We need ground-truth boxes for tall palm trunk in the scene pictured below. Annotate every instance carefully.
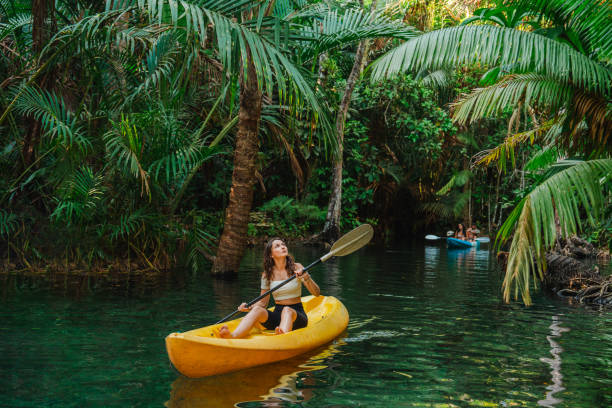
[211,56,262,276]
[23,0,54,166]
[321,0,375,243]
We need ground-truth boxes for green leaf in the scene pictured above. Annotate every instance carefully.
[498,158,612,305]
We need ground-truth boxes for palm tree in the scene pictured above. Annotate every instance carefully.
[370,0,612,304]
[96,0,416,275]
[1,2,224,266]
[213,1,417,274]
[321,0,378,243]
[1,0,415,274]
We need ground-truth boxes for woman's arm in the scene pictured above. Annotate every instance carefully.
[238,287,269,312]
[296,263,320,297]
[254,290,270,308]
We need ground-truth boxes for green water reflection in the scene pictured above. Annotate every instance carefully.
[1,243,611,407]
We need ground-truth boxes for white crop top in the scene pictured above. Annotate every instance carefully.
[261,276,302,301]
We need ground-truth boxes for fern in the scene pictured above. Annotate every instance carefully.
[258,195,325,224]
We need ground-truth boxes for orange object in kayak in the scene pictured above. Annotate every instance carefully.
[165,296,349,378]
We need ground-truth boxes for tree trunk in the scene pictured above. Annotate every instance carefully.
[321,0,375,243]
[315,53,328,91]
[211,56,262,276]
[492,169,501,229]
[23,0,54,166]
[32,0,51,54]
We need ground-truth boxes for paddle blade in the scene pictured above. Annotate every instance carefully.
[321,224,373,261]
[425,235,440,240]
[476,237,490,243]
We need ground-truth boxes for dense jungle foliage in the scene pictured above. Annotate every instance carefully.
[1,1,610,303]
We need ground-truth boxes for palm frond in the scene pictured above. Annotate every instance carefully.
[452,74,573,125]
[451,191,471,217]
[127,31,180,103]
[13,85,90,150]
[523,145,561,172]
[0,209,18,237]
[498,158,612,304]
[149,134,220,184]
[44,9,127,56]
[185,220,217,273]
[297,8,417,61]
[279,0,335,20]
[371,25,611,96]
[475,119,556,170]
[51,166,104,225]
[113,0,336,150]
[112,25,166,53]
[418,68,453,91]
[420,201,455,220]
[569,90,612,146]
[0,13,31,42]
[109,209,150,241]
[103,115,150,196]
[437,169,472,195]
[507,0,612,61]
[500,195,540,305]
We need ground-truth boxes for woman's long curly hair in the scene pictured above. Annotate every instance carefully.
[263,237,296,283]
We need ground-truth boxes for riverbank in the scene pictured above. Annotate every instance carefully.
[0,230,328,280]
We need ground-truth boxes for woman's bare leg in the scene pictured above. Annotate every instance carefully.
[218,306,268,338]
[275,307,297,334]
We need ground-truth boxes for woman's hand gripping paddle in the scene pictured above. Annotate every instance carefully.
[215,224,374,324]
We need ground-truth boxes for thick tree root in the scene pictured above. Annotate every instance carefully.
[544,240,611,305]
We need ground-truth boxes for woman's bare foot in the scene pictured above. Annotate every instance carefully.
[275,326,286,335]
[217,325,232,338]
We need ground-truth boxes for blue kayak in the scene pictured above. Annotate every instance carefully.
[447,237,479,249]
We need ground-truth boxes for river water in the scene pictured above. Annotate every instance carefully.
[1,243,611,407]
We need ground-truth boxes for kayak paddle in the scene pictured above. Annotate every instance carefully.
[425,234,490,243]
[216,223,374,324]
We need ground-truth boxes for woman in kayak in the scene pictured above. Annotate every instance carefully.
[454,223,466,240]
[217,238,320,338]
[466,224,478,242]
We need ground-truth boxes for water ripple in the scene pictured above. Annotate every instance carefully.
[1,244,611,407]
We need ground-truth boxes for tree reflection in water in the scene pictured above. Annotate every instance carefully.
[538,315,569,408]
[166,339,345,407]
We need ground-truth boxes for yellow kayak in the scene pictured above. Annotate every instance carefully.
[166,340,345,407]
[165,295,349,378]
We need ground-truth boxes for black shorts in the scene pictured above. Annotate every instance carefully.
[262,303,308,331]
